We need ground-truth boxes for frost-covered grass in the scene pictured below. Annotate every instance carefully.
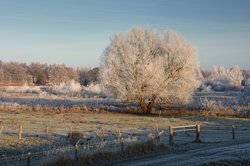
[188,91,250,118]
[0,82,106,99]
[3,85,42,94]
[0,87,250,165]
[1,84,250,165]
[1,109,250,166]
[0,110,205,150]
[0,87,250,118]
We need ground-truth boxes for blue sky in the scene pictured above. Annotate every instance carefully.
[0,0,250,69]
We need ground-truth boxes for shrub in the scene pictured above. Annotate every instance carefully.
[52,80,82,95]
[83,84,105,97]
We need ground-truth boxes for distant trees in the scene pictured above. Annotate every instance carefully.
[0,61,100,86]
[28,63,49,85]
[242,69,250,79]
[202,66,244,91]
[201,70,212,79]
[0,69,3,82]
[244,78,250,92]
[78,67,100,86]
[0,61,3,82]
[0,61,49,85]
[48,64,78,86]
[0,62,32,85]
[78,68,89,86]
[101,28,200,113]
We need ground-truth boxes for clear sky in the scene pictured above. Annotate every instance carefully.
[0,0,249,69]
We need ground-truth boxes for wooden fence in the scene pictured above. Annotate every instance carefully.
[0,123,247,166]
[169,125,201,145]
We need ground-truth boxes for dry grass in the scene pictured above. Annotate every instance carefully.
[0,103,249,151]
[0,108,207,150]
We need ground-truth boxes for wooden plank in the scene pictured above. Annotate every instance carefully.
[172,125,196,129]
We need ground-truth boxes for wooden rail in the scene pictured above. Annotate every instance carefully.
[169,124,201,145]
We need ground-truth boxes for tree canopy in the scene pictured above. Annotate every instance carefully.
[101,27,201,113]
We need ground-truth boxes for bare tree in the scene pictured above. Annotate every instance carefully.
[0,61,3,82]
[65,66,78,82]
[77,68,90,86]
[48,64,68,86]
[1,62,32,85]
[78,67,100,86]
[87,67,100,84]
[48,64,77,86]
[0,69,3,82]
[28,63,48,85]
[101,28,200,114]
[242,69,250,79]
[0,60,3,69]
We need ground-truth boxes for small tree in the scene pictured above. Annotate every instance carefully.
[48,64,77,86]
[28,63,48,85]
[101,28,200,114]
[48,64,69,86]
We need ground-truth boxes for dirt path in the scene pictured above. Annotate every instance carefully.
[113,140,250,166]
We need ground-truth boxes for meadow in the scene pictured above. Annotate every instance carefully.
[0,87,250,165]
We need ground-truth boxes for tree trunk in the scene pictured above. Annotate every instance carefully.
[139,96,156,114]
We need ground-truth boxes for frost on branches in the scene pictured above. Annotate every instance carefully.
[100,28,200,114]
[205,66,243,91]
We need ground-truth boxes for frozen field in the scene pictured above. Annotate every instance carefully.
[0,110,250,165]
[0,91,250,165]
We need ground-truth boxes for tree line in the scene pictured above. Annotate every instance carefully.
[0,60,99,86]
[0,60,249,89]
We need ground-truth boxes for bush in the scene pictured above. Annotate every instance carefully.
[83,84,105,97]
[52,80,82,95]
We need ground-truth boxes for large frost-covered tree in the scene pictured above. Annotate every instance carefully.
[101,28,200,114]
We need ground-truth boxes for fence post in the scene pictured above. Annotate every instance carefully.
[121,139,124,152]
[232,124,235,140]
[27,152,31,166]
[46,125,49,138]
[18,124,22,142]
[169,126,174,145]
[69,126,73,139]
[75,144,78,160]
[195,124,201,143]
[0,125,3,135]
[117,129,124,152]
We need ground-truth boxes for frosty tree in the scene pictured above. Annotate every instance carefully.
[101,28,200,114]
[208,65,243,91]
